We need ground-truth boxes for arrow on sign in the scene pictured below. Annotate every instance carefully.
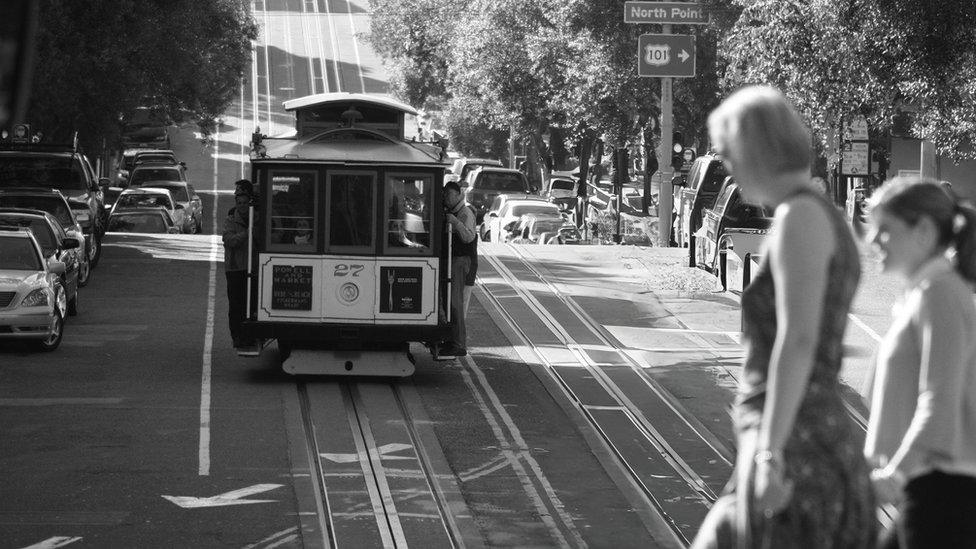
[678,49,690,63]
[20,537,82,549]
[162,483,283,508]
[321,442,413,463]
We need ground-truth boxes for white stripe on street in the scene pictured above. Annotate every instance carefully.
[345,7,367,92]
[242,526,299,549]
[20,537,82,549]
[848,313,883,343]
[199,125,221,476]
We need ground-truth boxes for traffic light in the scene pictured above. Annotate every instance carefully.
[671,131,684,171]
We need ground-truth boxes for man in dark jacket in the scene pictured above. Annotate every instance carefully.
[223,182,253,348]
[441,181,477,358]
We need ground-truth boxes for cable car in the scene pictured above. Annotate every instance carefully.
[239,93,453,376]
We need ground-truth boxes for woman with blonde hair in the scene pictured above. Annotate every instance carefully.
[691,86,875,548]
[864,176,976,548]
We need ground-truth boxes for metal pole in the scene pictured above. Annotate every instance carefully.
[658,22,674,247]
[509,123,516,169]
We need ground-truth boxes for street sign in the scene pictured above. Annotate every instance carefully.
[624,2,708,24]
[842,142,869,175]
[638,34,696,78]
[844,115,869,141]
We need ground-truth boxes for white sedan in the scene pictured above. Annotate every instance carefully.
[111,188,187,233]
[0,227,68,351]
[484,200,563,243]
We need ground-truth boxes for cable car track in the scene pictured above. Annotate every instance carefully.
[296,380,462,548]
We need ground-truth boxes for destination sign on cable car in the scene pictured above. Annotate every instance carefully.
[272,265,313,310]
[379,266,423,314]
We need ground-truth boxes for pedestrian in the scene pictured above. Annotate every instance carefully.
[691,86,875,548]
[223,180,255,349]
[863,176,976,549]
[441,181,477,358]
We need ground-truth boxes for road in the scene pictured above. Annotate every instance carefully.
[0,2,905,548]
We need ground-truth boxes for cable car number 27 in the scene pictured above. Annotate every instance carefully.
[334,264,364,277]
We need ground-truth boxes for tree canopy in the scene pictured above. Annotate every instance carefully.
[26,0,256,153]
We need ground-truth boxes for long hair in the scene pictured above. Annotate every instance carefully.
[869,176,976,283]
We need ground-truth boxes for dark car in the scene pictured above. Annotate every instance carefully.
[694,177,774,276]
[465,167,532,223]
[0,145,107,267]
[107,208,180,234]
[0,208,82,316]
[127,164,186,188]
[446,157,503,186]
[672,154,728,249]
[120,107,171,149]
[0,188,93,287]
[117,148,184,184]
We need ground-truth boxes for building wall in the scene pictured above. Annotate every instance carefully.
[889,137,976,200]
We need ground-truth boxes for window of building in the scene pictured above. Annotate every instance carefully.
[384,174,432,254]
[268,170,317,251]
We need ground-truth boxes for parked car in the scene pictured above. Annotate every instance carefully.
[694,177,774,275]
[672,154,728,248]
[478,194,546,240]
[0,209,82,316]
[446,157,503,185]
[0,188,92,287]
[120,107,171,149]
[126,164,186,188]
[485,199,562,243]
[0,144,107,267]
[139,181,202,233]
[0,227,69,350]
[117,148,183,183]
[511,213,575,244]
[466,167,532,223]
[111,188,186,232]
[107,208,180,234]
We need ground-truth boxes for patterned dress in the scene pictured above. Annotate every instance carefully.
[693,188,876,548]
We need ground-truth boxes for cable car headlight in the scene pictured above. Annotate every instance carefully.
[337,282,359,305]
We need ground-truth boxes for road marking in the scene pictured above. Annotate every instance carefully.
[242,526,299,549]
[162,483,283,508]
[457,455,510,483]
[199,123,221,477]
[320,442,413,463]
[19,537,82,549]
[344,6,367,92]
[459,361,580,548]
[848,313,883,343]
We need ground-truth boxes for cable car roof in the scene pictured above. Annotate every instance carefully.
[254,129,446,166]
[283,93,419,115]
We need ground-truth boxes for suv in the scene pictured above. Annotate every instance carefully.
[672,154,727,248]
[465,167,532,223]
[447,157,503,186]
[120,107,171,149]
[0,144,108,266]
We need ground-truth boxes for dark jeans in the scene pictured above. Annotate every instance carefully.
[880,471,976,549]
[226,270,247,343]
[450,256,471,348]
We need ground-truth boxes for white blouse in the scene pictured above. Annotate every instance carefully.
[864,256,976,480]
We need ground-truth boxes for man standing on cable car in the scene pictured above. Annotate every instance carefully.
[441,181,477,358]
[223,179,255,349]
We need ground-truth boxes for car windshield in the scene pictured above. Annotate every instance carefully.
[145,184,188,201]
[0,156,87,192]
[109,213,167,233]
[0,196,74,228]
[130,168,181,185]
[116,193,171,209]
[509,203,559,217]
[0,236,42,271]
[0,217,54,255]
[550,179,574,191]
[478,173,526,192]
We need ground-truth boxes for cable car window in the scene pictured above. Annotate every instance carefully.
[384,174,432,254]
[326,171,375,252]
[268,170,317,251]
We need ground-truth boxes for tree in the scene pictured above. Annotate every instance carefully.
[26,0,256,154]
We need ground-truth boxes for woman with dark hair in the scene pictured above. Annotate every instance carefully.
[864,176,976,548]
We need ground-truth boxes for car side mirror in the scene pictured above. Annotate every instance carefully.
[98,177,111,189]
[192,195,201,202]
[504,220,518,231]
[487,212,498,218]
[167,227,180,234]
[62,237,81,249]
[48,260,66,275]
[671,175,686,188]
[175,203,185,209]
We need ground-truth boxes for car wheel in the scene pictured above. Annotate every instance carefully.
[38,298,65,352]
[88,234,102,269]
[77,251,92,288]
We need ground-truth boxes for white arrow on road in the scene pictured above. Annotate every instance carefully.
[162,483,283,508]
[321,442,413,463]
[678,49,690,63]
[20,537,82,549]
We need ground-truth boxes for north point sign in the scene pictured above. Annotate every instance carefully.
[624,2,708,24]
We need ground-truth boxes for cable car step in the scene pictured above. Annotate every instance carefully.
[281,347,415,376]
